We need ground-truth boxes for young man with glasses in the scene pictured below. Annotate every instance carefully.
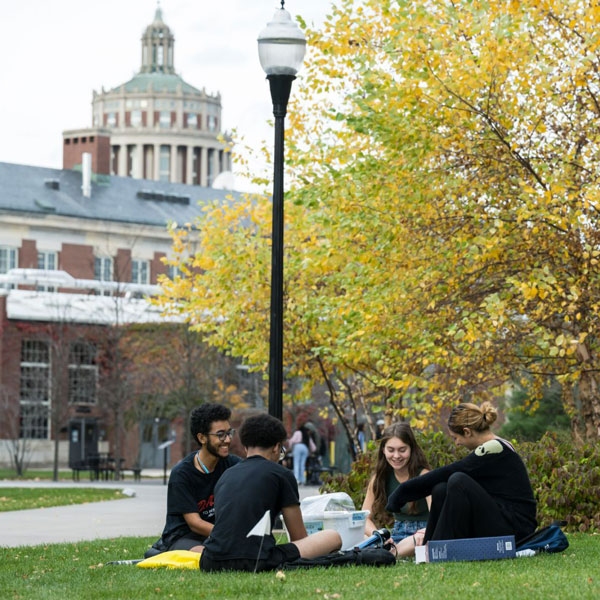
[200,413,341,572]
[146,403,241,557]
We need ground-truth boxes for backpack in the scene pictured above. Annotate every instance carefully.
[282,548,396,570]
[516,521,569,554]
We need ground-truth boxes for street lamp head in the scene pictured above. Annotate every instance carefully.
[257,5,306,76]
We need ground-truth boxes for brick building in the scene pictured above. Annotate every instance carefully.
[0,158,249,471]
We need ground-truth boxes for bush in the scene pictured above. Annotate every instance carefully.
[322,430,600,532]
[515,432,600,532]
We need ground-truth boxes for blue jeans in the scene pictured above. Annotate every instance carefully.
[293,443,309,484]
[391,520,428,544]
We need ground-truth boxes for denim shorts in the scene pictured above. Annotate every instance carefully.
[391,520,428,544]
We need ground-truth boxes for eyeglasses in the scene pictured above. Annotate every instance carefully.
[207,428,236,442]
[279,445,288,461]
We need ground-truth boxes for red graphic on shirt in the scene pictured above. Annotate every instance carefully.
[197,494,214,514]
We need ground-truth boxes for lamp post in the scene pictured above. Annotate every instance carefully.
[258,2,306,421]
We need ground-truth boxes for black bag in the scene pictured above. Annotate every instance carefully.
[282,548,396,570]
[516,521,569,554]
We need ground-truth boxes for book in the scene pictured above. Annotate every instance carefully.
[415,535,516,563]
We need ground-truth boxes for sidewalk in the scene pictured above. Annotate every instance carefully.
[0,480,321,548]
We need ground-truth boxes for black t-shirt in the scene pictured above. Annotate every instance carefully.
[160,452,241,547]
[386,438,537,539]
[202,455,300,560]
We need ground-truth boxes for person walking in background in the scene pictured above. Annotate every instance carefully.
[386,402,537,543]
[362,423,430,544]
[375,419,385,440]
[289,424,315,485]
[357,423,366,452]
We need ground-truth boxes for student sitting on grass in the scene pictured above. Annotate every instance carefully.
[362,423,431,545]
[200,413,342,572]
[147,403,241,557]
[386,401,537,543]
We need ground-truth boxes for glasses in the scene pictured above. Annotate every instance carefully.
[207,428,236,442]
[279,445,288,461]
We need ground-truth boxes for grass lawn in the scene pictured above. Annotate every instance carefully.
[0,488,126,512]
[0,534,598,599]
[0,469,145,482]
[0,469,73,481]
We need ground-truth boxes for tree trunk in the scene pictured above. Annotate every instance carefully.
[577,371,600,441]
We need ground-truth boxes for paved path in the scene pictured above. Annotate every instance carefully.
[0,480,321,548]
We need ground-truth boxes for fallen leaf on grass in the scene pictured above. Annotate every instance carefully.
[472,582,480,587]
[324,594,341,599]
[275,570,286,581]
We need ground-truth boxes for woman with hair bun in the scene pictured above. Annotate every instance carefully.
[386,402,537,543]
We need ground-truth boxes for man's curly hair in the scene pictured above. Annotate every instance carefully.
[190,403,232,445]
[240,413,286,449]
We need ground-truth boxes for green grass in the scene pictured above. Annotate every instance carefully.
[0,469,73,481]
[0,488,126,512]
[0,534,598,599]
[0,469,147,482]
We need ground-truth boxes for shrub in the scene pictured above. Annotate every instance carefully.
[322,430,600,532]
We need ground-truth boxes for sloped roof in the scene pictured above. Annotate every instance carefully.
[0,161,236,228]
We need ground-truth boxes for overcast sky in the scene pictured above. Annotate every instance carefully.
[0,0,332,180]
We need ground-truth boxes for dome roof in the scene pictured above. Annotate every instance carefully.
[114,72,202,95]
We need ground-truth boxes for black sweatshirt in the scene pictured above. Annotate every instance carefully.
[386,438,537,537]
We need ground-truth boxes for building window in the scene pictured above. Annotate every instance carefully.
[107,112,117,127]
[131,259,149,285]
[69,343,97,404]
[19,340,50,439]
[0,246,18,273]
[186,113,197,129]
[207,115,217,132]
[94,256,113,282]
[167,264,183,280]
[159,111,170,129]
[94,255,113,295]
[131,110,142,127]
[159,145,170,181]
[37,251,57,292]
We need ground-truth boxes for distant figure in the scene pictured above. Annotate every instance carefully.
[146,403,240,557]
[375,419,385,440]
[289,424,316,485]
[357,423,366,452]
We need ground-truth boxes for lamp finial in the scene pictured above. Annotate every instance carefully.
[281,1,285,8]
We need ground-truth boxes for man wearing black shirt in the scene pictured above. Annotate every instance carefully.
[200,413,341,572]
[148,403,241,556]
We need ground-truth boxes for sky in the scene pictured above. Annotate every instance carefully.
[0,0,333,183]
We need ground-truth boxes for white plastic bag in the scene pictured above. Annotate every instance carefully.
[300,492,356,516]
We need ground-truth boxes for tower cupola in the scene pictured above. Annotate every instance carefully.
[140,4,175,74]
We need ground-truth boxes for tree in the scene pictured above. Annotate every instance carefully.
[159,0,600,442]
[126,322,255,458]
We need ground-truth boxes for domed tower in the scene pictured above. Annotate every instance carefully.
[63,5,230,186]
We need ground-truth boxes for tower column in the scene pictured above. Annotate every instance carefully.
[118,144,127,177]
[154,143,161,181]
[186,145,194,185]
[135,144,144,179]
[170,144,178,182]
[200,146,208,187]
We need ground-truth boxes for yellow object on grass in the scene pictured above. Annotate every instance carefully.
[137,550,201,570]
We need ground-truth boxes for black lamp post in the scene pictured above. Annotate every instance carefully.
[258,2,306,421]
